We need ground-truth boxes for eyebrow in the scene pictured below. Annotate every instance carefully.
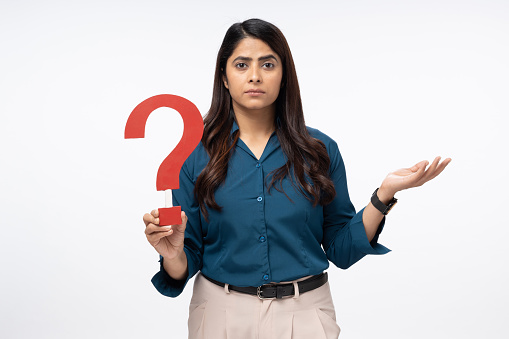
[232,54,278,63]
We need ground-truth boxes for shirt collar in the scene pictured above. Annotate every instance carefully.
[230,120,240,136]
[229,117,281,161]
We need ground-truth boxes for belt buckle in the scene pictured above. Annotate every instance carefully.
[257,284,276,300]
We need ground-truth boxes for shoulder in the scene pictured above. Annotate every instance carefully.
[307,126,333,142]
[306,126,344,168]
[306,126,340,153]
[182,141,209,182]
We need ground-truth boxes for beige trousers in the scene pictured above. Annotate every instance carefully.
[188,273,340,339]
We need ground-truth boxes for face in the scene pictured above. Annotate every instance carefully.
[223,37,283,115]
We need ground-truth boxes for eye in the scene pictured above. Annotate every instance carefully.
[235,62,247,69]
[262,63,275,68]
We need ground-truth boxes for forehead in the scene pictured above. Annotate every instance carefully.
[229,37,279,60]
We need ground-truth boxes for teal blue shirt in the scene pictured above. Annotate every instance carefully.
[152,123,390,297]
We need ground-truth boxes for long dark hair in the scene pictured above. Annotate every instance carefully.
[195,18,336,218]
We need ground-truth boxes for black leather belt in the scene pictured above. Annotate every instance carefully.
[202,272,328,299]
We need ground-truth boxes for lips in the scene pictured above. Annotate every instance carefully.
[245,89,265,94]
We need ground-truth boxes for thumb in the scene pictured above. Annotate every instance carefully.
[411,160,428,172]
[174,211,188,232]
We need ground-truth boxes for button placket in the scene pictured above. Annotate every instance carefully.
[256,160,270,284]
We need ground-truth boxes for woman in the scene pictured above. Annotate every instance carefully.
[143,18,450,338]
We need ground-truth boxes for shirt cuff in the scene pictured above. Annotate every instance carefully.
[150,247,199,298]
[350,207,391,255]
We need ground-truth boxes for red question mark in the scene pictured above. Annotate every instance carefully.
[124,94,203,225]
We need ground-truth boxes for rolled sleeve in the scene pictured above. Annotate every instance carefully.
[151,243,202,297]
[349,207,391,255]
[151,255,187,297]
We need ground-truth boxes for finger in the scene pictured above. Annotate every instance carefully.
[390,161,427,190]
[145,223,171,235]
[427,157,452,181]
[151,209,160,218]
[419,156,441,183]
[143,213,160,227]
[143,213,154,227]
[410,160,428,172]
[408,160,428,182]
[145,223,172,235]
[174,211,188,233]
[147,229,173,243]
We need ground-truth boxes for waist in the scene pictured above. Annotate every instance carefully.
[201,272,328,299]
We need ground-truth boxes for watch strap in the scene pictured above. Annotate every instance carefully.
[371,188,397,215]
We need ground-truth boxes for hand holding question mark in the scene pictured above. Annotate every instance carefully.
[125,94,204,225]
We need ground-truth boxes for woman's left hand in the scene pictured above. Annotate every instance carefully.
[378,156,452,201]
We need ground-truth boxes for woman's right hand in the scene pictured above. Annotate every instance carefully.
[143,210,188,260]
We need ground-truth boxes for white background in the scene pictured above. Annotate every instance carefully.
[1,0,507,338]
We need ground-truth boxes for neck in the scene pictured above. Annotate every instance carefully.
[232,103,276,139]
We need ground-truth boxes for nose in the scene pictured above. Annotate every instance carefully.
[249,67,261,83]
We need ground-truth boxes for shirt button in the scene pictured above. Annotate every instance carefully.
[263,274,269,281]
[256,163,261,168]
[257,196,263,202]
[259,236,266,242]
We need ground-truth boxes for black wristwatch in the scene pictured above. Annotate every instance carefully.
[371,188,398,215]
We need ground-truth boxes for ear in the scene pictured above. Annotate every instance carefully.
[222,74,229,89]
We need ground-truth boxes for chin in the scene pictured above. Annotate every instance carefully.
[247,106,272,111]
[243,101,276,110]
[232,98,277,112]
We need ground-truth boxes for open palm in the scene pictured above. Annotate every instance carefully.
[381,156,452,197]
